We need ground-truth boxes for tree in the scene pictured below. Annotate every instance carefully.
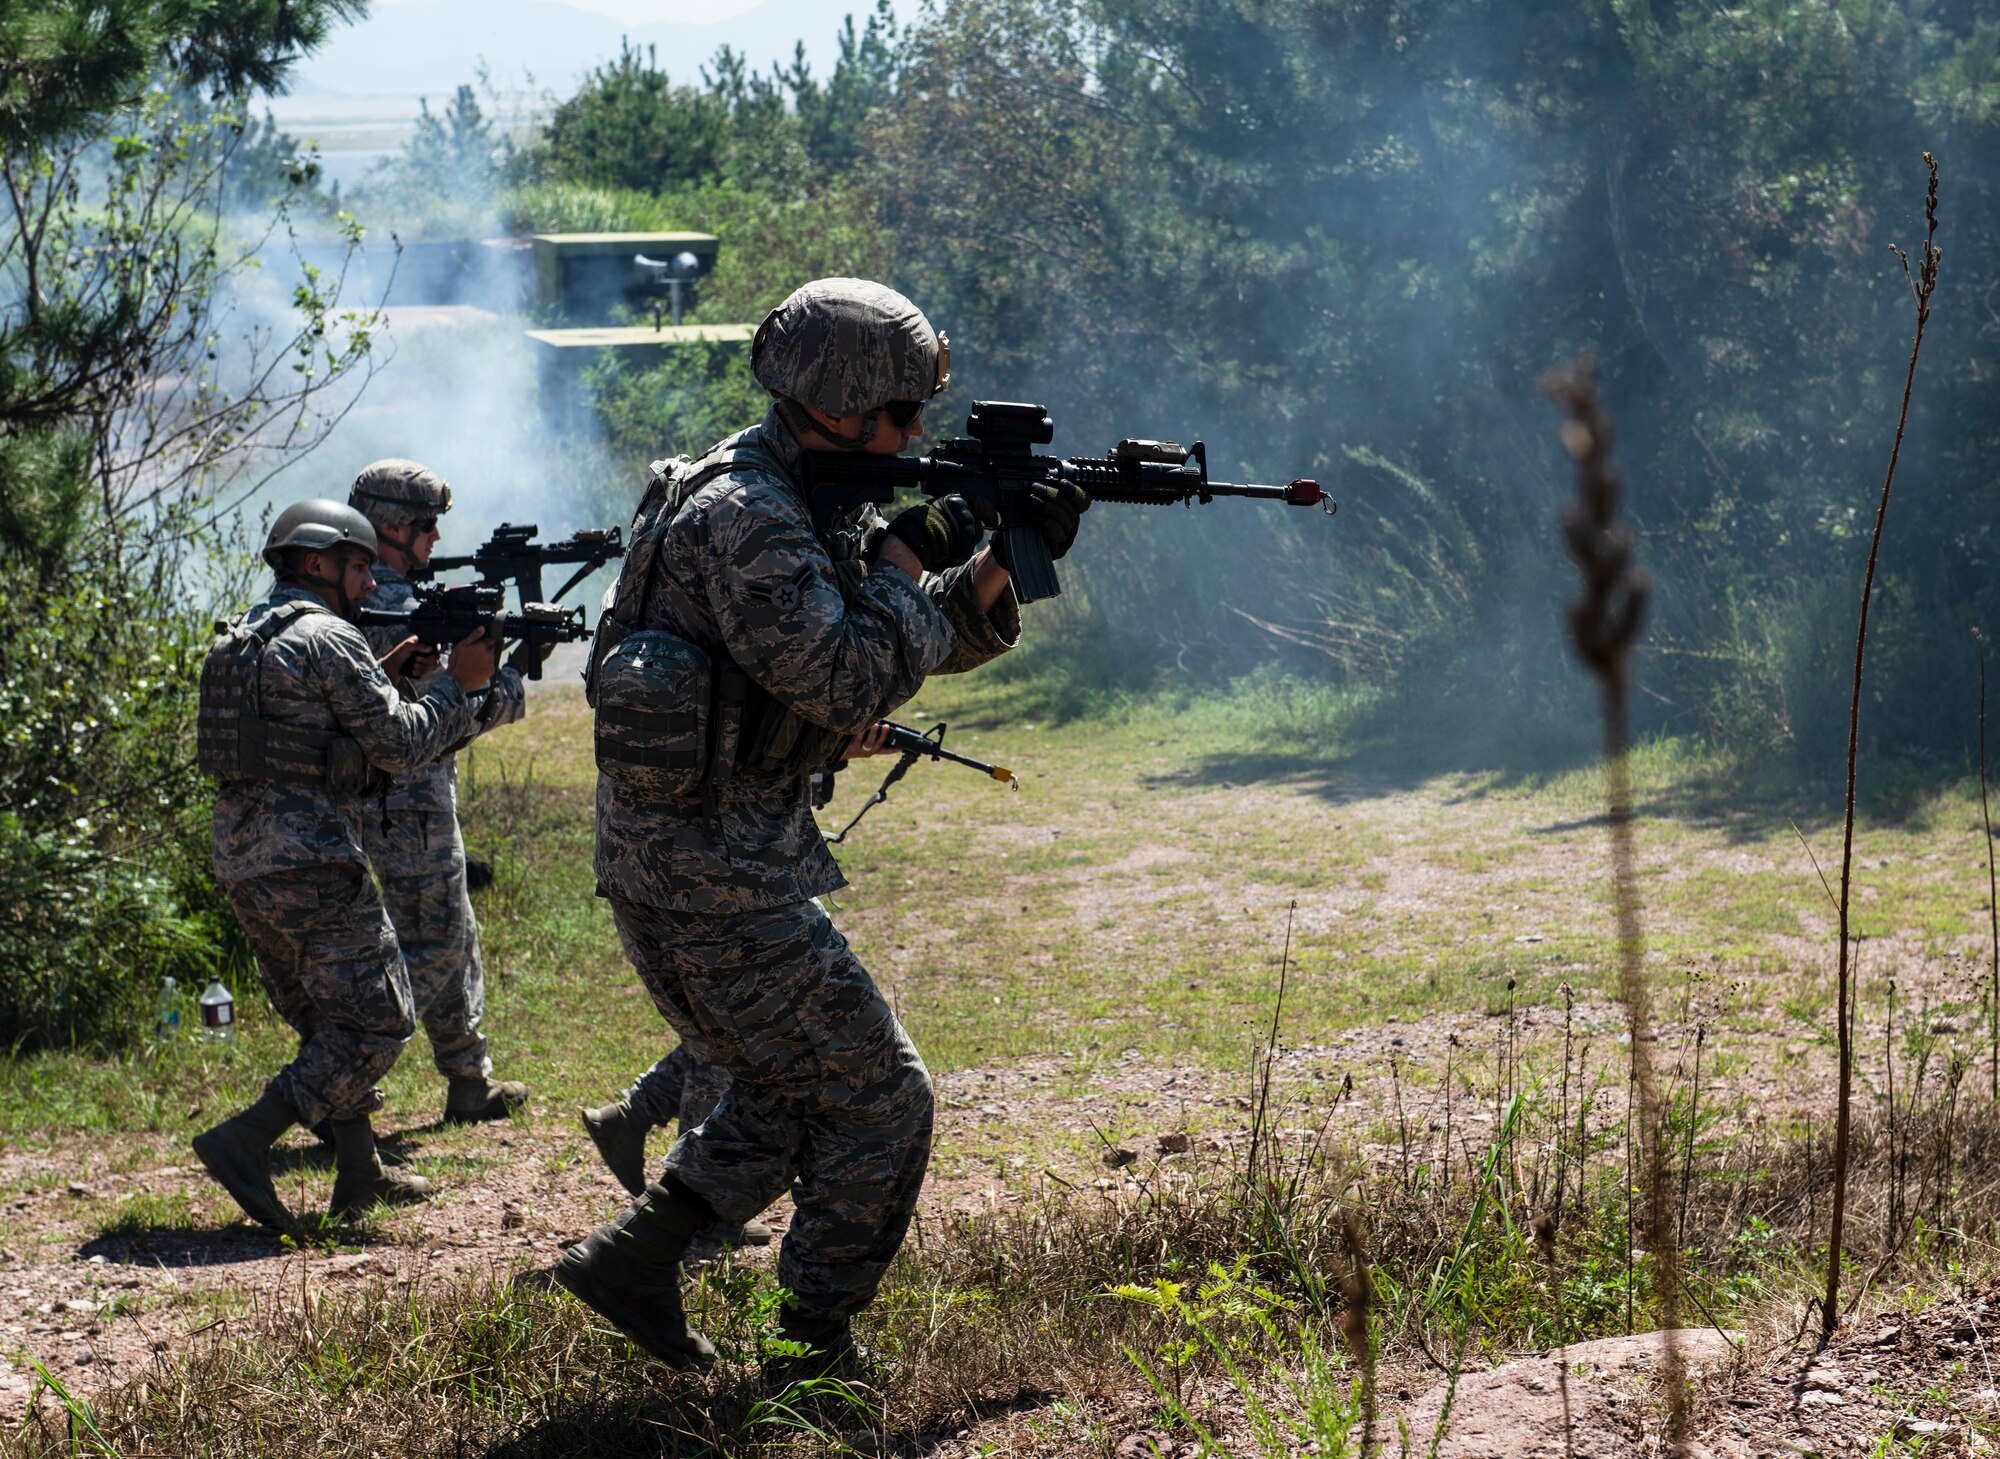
[536,41,729,192]
[867,0,2000,758]
[356,77,510,234]
[0,0,376,1047]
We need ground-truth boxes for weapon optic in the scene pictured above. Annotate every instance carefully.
[802,400,1335,603]
[357,582,588,679]
[414,522,626,609]
[815,721,1016,845]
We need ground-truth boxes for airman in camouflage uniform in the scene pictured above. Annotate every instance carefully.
[347,460,531,1125]
[557,279,1089,1380]
[194,500,498,1231]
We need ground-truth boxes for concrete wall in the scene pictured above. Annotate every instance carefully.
[529,233,720,324]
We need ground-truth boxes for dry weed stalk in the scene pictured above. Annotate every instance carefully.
[1975,626,1997,1102]
[1824,152,1942,1344]
[1339,1213,1378,1455]
[1544,359,1685,1447]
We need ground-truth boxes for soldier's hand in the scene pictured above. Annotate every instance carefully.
[448,627,498,692]
[407,644,443,679]
[885,494,999,572]
[991,481,1091,572]
[843,721,896,759]
[377,635,423,676]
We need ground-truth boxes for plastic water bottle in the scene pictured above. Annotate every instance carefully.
[198,979,235,1041]
[153,976,181,1045]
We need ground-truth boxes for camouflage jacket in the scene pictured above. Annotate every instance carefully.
[358,562,527,815]
[595,407,1021,913]
[211,583,476,883]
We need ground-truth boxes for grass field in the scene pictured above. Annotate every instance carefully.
[5,674,2000,1455]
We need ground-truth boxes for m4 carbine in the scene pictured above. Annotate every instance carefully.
[357,583,588,680]
[413,522,626,609]
[801,400,1335,603]
[812,721,1016,845]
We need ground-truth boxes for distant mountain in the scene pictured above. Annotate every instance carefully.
[283,0,863,102]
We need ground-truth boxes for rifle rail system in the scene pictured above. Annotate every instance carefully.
[410,523,624,677]
[803,400,1334,602]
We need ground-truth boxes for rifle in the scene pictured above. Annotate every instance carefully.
[357,582,588,679]
[801,400,1335,603]
[814,721,1016,845]
[413,522,626,610]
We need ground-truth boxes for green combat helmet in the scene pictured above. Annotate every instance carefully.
[751,278,950,447]
[348,458,453,530]
[261,498,379,571]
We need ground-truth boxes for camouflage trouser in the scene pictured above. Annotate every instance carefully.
[224,863,417,1127]
[361,804,490,1079]
[627,1039,731,1130]
[610,897,933,1321]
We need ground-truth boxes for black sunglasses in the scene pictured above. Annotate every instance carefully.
[412,517,439,534]
[882,400,926,429]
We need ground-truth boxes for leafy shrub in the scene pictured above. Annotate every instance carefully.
[0,574,232,1049]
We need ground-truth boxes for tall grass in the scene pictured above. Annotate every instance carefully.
[1825,154,1943,1343]
[19,965,2000,1458]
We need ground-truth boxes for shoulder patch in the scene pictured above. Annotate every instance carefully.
[745,564,817,611]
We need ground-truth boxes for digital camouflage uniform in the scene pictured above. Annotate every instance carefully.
[357,560,526,1080]
[595,404,1019,1321]
[211,584,476,1127]
[625,1039,729,1132]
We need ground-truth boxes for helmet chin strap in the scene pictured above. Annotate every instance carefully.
[287,547,364,621]
[781,397,881,451]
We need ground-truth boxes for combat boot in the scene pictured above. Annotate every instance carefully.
[761,1305,871,1389]
[683,1215,777,1268]
[444,1075,528,1124]
[191,1086,299,1232]
[328,1114,434,1219]
[581,1098,655,1197]
[554,1180,717,1369]
[309,1078,383,1146]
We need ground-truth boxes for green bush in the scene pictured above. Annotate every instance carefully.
[0,574,232,1049]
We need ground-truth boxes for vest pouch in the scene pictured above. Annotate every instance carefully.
[325,735,385,797]
[195,632,255,779]
[738,693,852,779]
[583,585,624,709]
[710,664,749,785]
[594,628,712,795]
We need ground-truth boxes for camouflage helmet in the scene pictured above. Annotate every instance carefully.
[348,458,453,529]
[751,278,950,419]
[262,498,379,570]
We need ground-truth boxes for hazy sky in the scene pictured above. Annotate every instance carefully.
[378,0,768,21]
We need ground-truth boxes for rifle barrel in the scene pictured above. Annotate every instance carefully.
[879,723,1014,782]
[1057,458,1328,508]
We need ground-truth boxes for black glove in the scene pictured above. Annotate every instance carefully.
[990,480,1091,572]
[884,494,999,572]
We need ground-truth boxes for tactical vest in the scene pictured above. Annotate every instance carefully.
[588,438,864,796]
[196,600,387,795]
